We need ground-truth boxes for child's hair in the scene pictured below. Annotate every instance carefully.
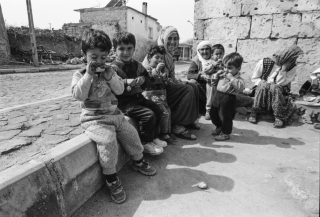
[147,45,166,60]
[223,52,243,68]
[112,31,136,49]
[212,44,225,53]
[81,29,112,55]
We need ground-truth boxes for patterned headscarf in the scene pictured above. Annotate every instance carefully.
[271,45,303,70]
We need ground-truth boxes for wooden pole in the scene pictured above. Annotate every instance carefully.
[26,0,39,66]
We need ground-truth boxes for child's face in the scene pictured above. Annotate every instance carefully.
[86,48,109,64]
[149,53,164,68]
[116,43,135,62]
[224,63,240,76]
[166,33,179,53]
[198,46,211,60]
[212,49,224,61]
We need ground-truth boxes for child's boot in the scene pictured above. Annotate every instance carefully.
[106,178,126,204]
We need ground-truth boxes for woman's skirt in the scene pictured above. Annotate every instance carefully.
[165,82,199,126]
[252,81,295,124]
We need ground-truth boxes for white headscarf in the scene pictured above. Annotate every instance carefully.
[197,41,213,69]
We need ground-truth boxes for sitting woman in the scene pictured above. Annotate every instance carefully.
[142,26,200,140]
[187,42,224,120]
[248,45,303,128]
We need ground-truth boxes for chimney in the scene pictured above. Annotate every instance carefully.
[142,2,147,15]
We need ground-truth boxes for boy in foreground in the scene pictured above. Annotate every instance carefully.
[71,29,156,204]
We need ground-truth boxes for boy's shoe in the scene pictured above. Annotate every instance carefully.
[211,127,222,136]
[175,130,197,140]
[205,111,211,120]
[106,178,126,204]
[169,133,179,142]
[131,160,157,176]
[159,134,176,145]
[143,142,164,155]
[153,138,167,148]
[215,133,230,141]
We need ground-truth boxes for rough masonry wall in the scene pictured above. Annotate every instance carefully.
[194,0,320,92]
[0,4,10,65]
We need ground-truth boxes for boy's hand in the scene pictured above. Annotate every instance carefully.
[226,72,234,80]
[127,79,136,87]
[86,61,95,76]
[156,63,165,73]
[104,65,114,80]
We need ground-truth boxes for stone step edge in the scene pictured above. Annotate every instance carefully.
[0,133,129,217]
[0,65,82,74]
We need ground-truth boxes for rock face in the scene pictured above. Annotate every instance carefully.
[194,0,320,92]
[0,4,10,65]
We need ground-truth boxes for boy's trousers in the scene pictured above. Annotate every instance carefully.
[80,110,144,175]
[210,91,236,134]
[118,94,163,143]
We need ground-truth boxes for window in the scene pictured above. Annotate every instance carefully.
[148,27,153,39]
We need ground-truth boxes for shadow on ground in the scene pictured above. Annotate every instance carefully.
[72,138,236,217]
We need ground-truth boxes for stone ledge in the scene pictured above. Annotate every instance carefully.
[0,133,130,217]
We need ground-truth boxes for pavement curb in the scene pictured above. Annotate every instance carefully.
[0,134,130,217]
[0,65,82,75]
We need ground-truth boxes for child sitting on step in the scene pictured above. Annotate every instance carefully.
[71,29,156,204]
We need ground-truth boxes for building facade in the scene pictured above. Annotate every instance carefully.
[62,2,162,61]
[194,0,320,92]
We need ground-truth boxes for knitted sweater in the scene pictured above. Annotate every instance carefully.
[71,67,124,114]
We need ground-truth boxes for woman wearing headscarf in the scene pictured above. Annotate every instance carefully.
[187,41,224,120]
[142,26,200,140]
[248,44,303,128]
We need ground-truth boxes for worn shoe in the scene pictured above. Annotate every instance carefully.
[153,138,167,148]
[175,130,197,140]
[215,133,230,141]
[274,118,284,128]
[211,127,222,136]
[169,133,179,142]
[159,134,176,145]
[205,111,211,120]
[131,160,157,176]
[143,142,163,155]
[106,178,126,204]
[248,116,257,124]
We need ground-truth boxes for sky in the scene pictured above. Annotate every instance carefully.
[0,0,195,42]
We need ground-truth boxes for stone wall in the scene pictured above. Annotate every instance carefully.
[194,0,320,91]
[0,4,10,65]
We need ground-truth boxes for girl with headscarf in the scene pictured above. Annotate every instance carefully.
[248,44,303,127]
[187,41,225,120]
[142,26,200,140]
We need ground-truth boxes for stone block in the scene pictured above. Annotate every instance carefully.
[295,0,320,11]
[0,69,14,74]
[271,13,301,38]
[42,134,129,216]
[237,38,297,63]
[250,15,273,38]
[195,0,241,19]
[204,17,251,41]
[0,161,63,217]
[242,0,297,16]
[300,12,320,37]
[297,38,320,66]
[194,19,205,40]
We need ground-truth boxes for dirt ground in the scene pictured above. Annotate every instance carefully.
[73,116,319,217]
